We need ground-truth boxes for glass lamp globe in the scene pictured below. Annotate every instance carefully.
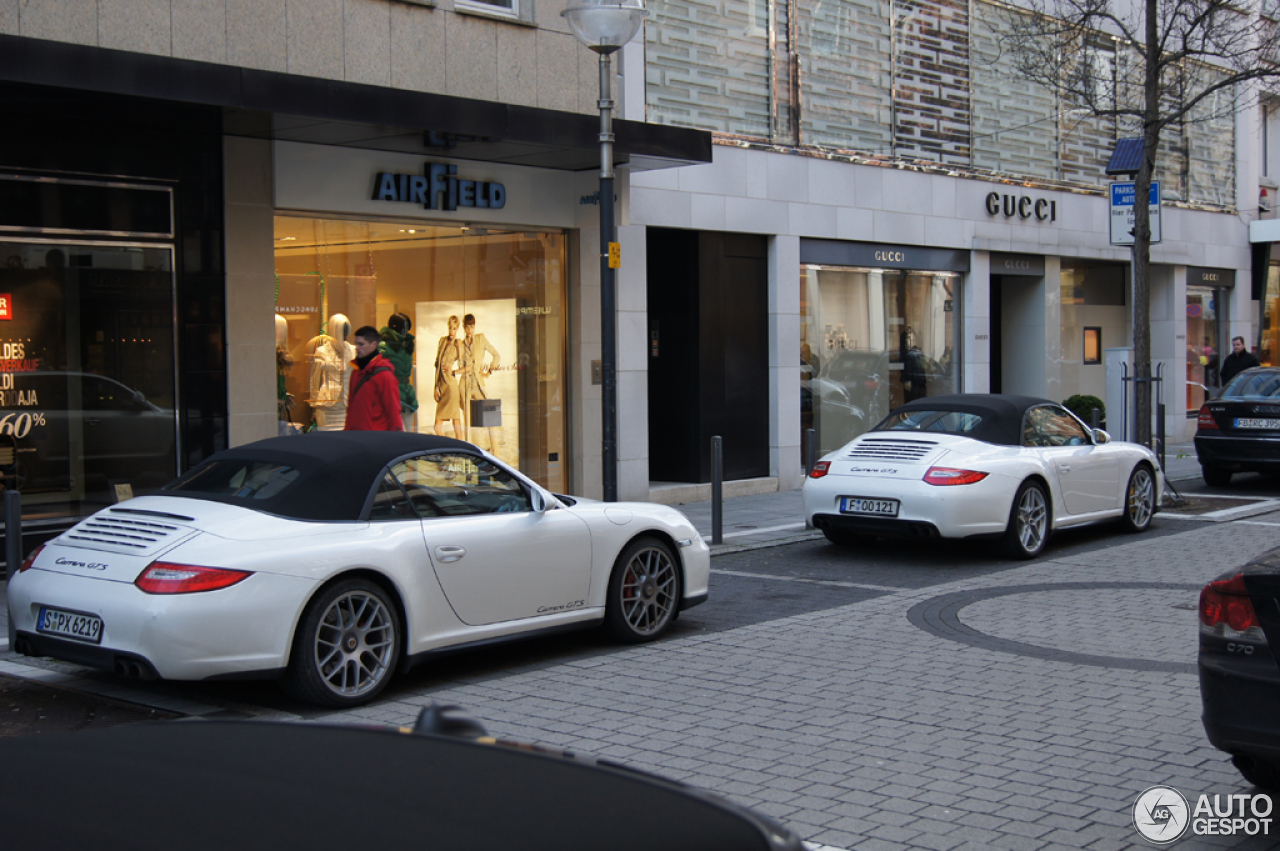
[562,0,646,55]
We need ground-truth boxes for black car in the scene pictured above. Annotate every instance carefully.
[1199,548,1280,788]
[1193,367,1280,486]
[0,705,805,851]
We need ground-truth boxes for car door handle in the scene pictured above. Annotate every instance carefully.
[1060,465,1071,472]
[434,545,466,563]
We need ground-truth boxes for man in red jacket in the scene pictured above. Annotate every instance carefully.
[344,326,404,431]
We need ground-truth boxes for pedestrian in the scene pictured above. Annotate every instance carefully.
[1220,335,1260,385]
[344,325,404,431]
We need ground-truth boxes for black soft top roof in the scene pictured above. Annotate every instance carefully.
[877,394,1060,446]
[162,432,476,521]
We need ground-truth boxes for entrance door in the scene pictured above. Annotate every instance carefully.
[646,229,769,483]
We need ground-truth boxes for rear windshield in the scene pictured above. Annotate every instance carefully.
[875,410,984,434]
[1221,371,1280,399]
[166,460,300,500]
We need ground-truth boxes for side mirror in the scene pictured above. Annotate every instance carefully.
[1092,429,1111,445]
[529,488,547,513]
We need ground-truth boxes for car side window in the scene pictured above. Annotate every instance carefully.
[1024,406,1089,447]
[368,474,418,522]
[390,453,531,518]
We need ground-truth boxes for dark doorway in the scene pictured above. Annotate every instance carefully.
[989,275,1003,393]
[646,229,769,482]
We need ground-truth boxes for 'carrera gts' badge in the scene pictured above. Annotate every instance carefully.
[537,600,585,615]
[848,467,898,475]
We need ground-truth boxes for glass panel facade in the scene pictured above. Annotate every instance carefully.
[645,0,1237,202]
[0,240,177,516]
[273,218,568,492]
[801,264,958,455]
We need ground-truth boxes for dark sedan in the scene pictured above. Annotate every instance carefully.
[1199,547,1280,788]
[1194,367,1280,486]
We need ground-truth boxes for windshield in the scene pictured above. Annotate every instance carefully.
[1221,371,1280,399]
[874,410,984,435]
[166,460,300,500]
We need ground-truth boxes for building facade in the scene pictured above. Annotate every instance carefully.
[626,0,1267,496]
[0,0,708,542]
[0,0,1271,541]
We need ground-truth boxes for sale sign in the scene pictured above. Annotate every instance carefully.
[0,294,11,320]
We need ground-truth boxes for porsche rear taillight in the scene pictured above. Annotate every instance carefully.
[18,543,44,573]
[809,461,830,479]
[135,562,252,594]
[1197,405,1219,430]
[923,467,989,486]
[1199,573,1266,643]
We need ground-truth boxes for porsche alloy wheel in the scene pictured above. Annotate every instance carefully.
[605,537,679,643]
[1121,465,1155,533]
[283,579,401,708]
[1003,480,1049,559]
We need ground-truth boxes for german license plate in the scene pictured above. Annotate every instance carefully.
[840,496,900,517]
[36,606,103,644]
[1235,418,1280,429]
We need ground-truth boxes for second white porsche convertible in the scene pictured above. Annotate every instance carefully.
[8,432,710,707]
[804,394,1162,558]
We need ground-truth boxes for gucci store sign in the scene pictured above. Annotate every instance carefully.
[990,253,1045,276]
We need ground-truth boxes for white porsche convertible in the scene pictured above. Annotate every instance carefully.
[804,394,1162,558]
[8,432,710,706]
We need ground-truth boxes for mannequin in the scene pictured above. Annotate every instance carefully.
[378,312,419,432]
[306,313,354,431]
[275,314,295,428]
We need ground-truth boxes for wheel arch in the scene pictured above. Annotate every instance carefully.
[284,568,410,671]
[1016,473,1055,527]
[615,529,686,597]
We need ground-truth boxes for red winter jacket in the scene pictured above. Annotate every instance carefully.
[344,353,405,432]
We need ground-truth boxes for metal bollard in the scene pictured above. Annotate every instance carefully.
[5,489,19,650]
[1090,408,1100,430]
[711,435,723,545]
[4,489,20,581]
[805,428,817,476]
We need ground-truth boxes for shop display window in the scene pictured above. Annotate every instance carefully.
[800,264,958,456]
[0,240,177,516]
[273,217,567,492]
[1186,286,1222,413]
[1262,263,1280,368]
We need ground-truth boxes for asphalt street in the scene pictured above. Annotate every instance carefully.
[4,465,1280,849]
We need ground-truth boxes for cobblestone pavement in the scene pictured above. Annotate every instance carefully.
[285,515,1274,851]
[5,474,1280,849]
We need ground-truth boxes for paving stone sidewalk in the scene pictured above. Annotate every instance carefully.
[308,517,1280,851]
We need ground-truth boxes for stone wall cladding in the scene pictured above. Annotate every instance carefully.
[3,0,593,113]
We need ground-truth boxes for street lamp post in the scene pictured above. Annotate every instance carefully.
[562,0,645,503]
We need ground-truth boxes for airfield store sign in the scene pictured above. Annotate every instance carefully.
[372,162,507,212]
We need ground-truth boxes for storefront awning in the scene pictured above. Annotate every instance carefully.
[0,33,711,172]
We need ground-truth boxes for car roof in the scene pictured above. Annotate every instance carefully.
[884,394,1060,446]
[162,431,476,521]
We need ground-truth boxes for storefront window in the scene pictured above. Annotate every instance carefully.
[273,217,568,492]
[800,264,958,455]
[1186,286,1222,412]
[1262,263,1280,368]
[0,240,177,516]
